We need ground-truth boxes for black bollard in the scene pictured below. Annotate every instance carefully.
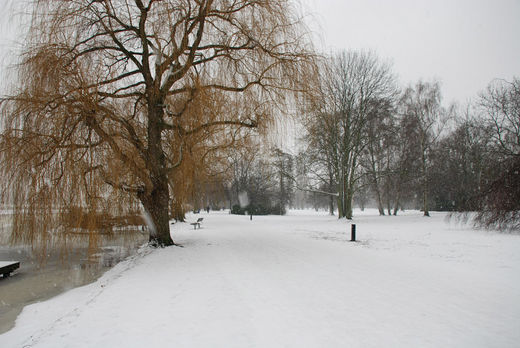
[250,213,252,221]
[350,224,356,242]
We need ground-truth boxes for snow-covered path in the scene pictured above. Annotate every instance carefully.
[2,210,519,347]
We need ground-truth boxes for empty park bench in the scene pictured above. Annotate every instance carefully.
[190,217,203,230]
[0,261,20,278]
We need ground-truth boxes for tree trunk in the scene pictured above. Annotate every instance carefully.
[385,178,392,215]
[370,170,384,215]
[422,148,430,217]
[393,196,400,216]
[345,187,353,219]
[142,103,174,246]
[329,195,335,215]
[423,175,430,217]
[393,181,401,216]
[374,184,385,215]
[337,190,345,218]
[345,158,356,220]
[393,168,404,216]
[328,166,335,215]
[369,147,384,215]
[337,170,354,219]
[279,164,285,215]
[337,182,344,218]
[140,180,173,246]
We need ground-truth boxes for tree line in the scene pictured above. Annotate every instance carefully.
[295,51,519,231]
[222,51,519,233]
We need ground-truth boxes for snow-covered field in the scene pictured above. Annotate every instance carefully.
[1,209,519,347]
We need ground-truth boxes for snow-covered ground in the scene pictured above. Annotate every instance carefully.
[1,209,519,347]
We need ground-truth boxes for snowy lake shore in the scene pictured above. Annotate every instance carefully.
[0,225,148,334]
[1,209,519,347]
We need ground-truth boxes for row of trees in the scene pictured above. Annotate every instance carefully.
[298,50,519,231]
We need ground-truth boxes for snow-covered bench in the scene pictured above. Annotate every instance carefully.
[190,217,203,229]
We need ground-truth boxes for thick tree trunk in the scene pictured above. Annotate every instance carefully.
[337,194,345,219]
[140,180,174,246]
[337,182,354,219]
[142,103,174,246]
[337,175,353,219]
[344,196,353,219]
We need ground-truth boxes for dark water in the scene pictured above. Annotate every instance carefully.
[0,225,148,334]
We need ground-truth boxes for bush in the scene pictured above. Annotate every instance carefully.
[231,204,246,215]
[230,203,286,216]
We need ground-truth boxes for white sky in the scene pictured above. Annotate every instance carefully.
[299,0,520,105]
[1,1,519,105]
[0,0,27,91]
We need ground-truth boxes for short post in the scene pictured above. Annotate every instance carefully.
[350,224,356,242]
[250,213,252,221]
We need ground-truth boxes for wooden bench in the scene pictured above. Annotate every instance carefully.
[190,217,203,229]
[0,261,20,278]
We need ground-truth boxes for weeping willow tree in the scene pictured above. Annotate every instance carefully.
[0,0,314,248]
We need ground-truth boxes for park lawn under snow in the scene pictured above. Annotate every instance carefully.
[1,209,520,347]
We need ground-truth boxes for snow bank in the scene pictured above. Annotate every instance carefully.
[1,210,519,347]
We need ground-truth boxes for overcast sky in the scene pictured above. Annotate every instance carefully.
[1,1,519,105]
[300,0,520,105]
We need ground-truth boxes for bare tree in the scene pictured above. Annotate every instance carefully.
[399,81,447,217]
[479,78,520,158]
[301,111,338,214]
[429,106,492,212]
[361,97,396,215]
[0,0,314,248]
[473,77,520,231]
[473,157,520,231]
[303,50,395,219]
